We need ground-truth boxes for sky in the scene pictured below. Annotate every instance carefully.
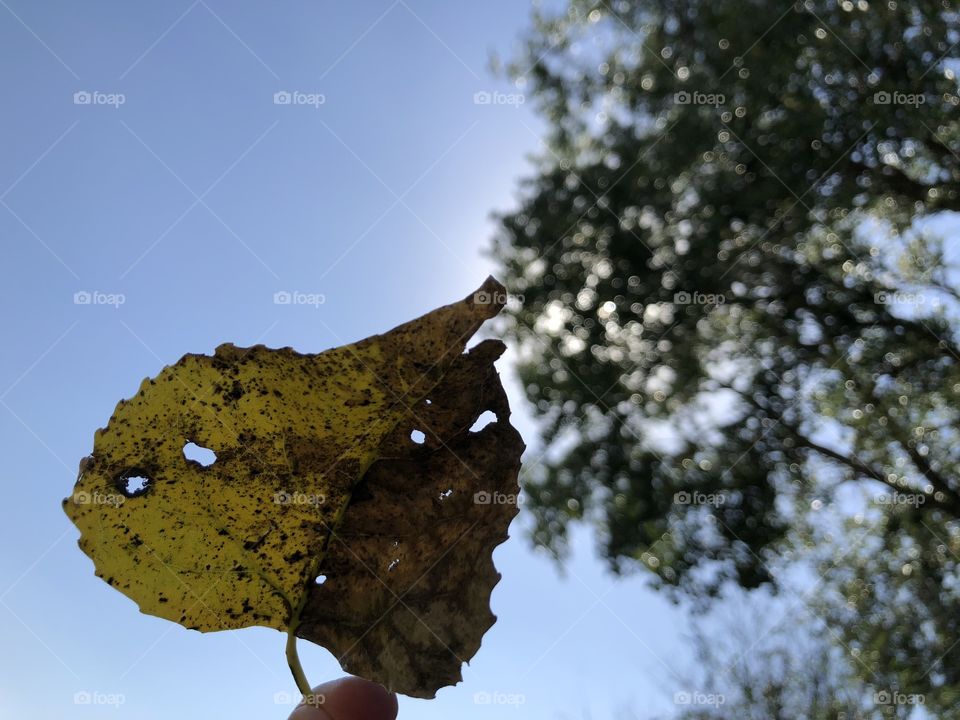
[0,3,704,719]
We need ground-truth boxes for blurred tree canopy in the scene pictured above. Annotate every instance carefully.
[656,595,885,720]
[494,0,960,706]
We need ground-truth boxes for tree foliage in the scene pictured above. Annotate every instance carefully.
[497,0,960,589]
[659,596,885,720]
[495,0,960,705]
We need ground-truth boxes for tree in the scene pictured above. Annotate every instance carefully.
[802,499,960,713]
[656,593,888,720]
[494,0,960,707]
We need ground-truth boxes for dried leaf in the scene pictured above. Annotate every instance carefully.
[63,277,524,698]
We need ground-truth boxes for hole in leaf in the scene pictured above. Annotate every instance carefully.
[425,398,433,405]
[469,410,497,432]
[315,574,327,585]
[387,558,400,572]
[410,429,425,444]
[183,442,217,466]
[439,488,453,501]
[122,475,151,497]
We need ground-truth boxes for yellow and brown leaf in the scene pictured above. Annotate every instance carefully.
[63,276,524,698]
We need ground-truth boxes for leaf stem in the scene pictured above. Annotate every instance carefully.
[285,467,360,700]
[286,628,313,699]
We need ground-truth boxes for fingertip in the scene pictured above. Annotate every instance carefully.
[287,677,398,720]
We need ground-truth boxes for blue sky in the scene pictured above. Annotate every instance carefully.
[0,3,699,718]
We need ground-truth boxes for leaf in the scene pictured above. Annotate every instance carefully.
[63,277,525,698]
